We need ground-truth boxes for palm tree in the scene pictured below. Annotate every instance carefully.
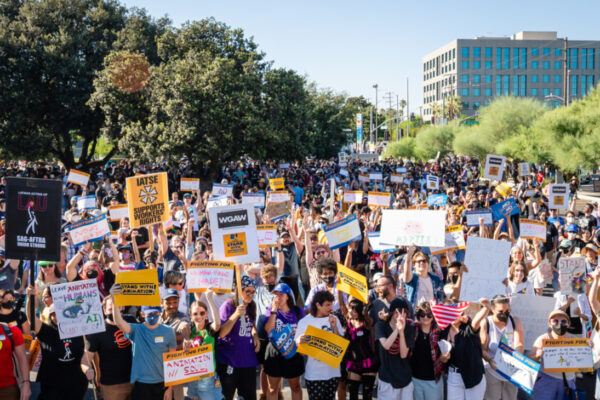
[430,102,442,120]
[445,95,463,120]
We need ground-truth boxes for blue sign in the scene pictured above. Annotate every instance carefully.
[268,324,297,359]
[357,126,363,142]
[494,342,539,396]
[427,194,448,207]
[491,198,519,220]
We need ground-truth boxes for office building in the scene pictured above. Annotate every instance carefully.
[422,31,600,118]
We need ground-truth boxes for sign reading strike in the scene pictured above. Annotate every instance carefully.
[380,210,446,247]
[484,154,506,181]
[50,280,105,339]
[542,338,593,373]
[126,172,170,228]
[548,184,569,210]
[163,344,214,386]
[208,204,259,265]
[558,256,587,295]
[114,268,160,307]
[67,214,111,247]
[5,177,63,261]
[187,261,235,293]
[337,263,368,303]
[323,214,362,250]
[257,224,278,248]
[297,325,349,369]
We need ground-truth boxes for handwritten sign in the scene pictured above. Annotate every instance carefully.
[491,198,519,220]
[180,178,200,192]
[484,154,506,181]
[211,183,233,197]
[297,325,349,369]
[343,191,363,204]
[74,195,96,211]
[380,210,446,247]
[323,214,362,250]
[67,169,90,187]
[542,338,593,373]
[126,172,170,228]
[519,219,546,242]
[430,225,466,255]
[367,192,391,208]
[163,344,214,386]
[269,177,285,190]
[114,268,160,307]
[427,194,448,207]
[461,237,511,302]
[337,263,368,303]
[50,280,105,339]
[466,210,493,227]
[67,214,110,246]
[558,256,586,295]
[494,342,539,395]
[367,232,396,253]
[242,193,265,209]
[518,163,530,177]
[548,184,569,210]
[187,261,235,293]
[426,175,439,190]
[257,224,278,248]
[108,204,129,222]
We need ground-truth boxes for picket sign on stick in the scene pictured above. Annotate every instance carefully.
[236,264,243,299]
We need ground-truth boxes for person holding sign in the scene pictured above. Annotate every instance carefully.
[401,247,445,306]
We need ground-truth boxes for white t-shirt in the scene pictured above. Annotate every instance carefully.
[295,314,344,381]
[416,276,434,304]
[506,280,534,296]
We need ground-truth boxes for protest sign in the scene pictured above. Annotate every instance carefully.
[510,295,555,350]
[427,194,448,207]
[187,261,235,293]
[558,256,587,295]
[206,195,229,210]
[297,325,350,369]
[74,195,96,211]
[267,191,290,204]
[491,198,519,220]
[67,169,90,187]
[396,167,407,174]
[484,154,506,181]
[461,237,511,302]
[542,338,593,373]
[495,182,513,197]
[408,204,429,210]
[108,204,129,222]
[523,189,537,197]
[269,177,285,190]
[50,280,105,339]
[367,192,391,208]
[257,224,278,248]
[380,210,446,247]
[367,232,396,253]
[390,174,403,183]
[163,344,214,386]
[536,259,554,281]
[518,163,530,177]
[369,172,383,181]
[323,214,362,250]
[5,177,62,261]
[268,324,297,359]
[337,263,368,303]
[430,225,466,255]
[67,214,110,247]
[339,168,349,178]
[519,219,546,242]
[209,204,260,265]
[126,172,170,228]
[265,201,291,222]
[494,342,540,396]
[548,184,569,210]
[343,191,363,204]
[338,152,349,166]
[279,163,290,170]
[180,178,200,192]
[426,175,439,190]
[242,192,265,208]
[212,183,233,197]
[114,268,160,307]
[358,174,369,183]
[465,210,493,227]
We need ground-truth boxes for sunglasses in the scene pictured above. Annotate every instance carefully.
[414,259,428,264]
[174,281,184,286]
[40,264,56,269]
[551,319,568,326]
[244,289,256,295]
[192,311,206,316]
[417,312,433,319]
[316,251,327,255]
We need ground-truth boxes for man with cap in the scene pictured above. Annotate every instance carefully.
[582,243,599,273]
[111,284,177,400]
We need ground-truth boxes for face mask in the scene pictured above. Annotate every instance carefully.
[266,283,276,291]
[1,301,15,310]
[448,274,459,284]
[552,323,568,336]
[566,217,574,224]
[86,269,99,279]
[105,313,114,322]
[496,312,510,323]
[71,215,80,222]
[145,313,160,326]
[322,276,335,285]
[121,252,131,261]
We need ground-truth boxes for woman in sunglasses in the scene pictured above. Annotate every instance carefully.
[35,261,65,309]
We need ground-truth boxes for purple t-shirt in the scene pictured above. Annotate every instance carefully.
[217,301,258,368]
[265,306,305,332]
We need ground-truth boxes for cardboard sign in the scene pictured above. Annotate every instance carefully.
[50,280,105,339]
[367,192,391,208]
[206,195,229,210]
[427,194,448,207]
[5,177,63,261]
[358,174,369,183]
[297,325,350,369]
[257,224,278,248]
[461,237,511,302]
[429,225,466,255]
[484,154,506,181]
[491,198,519,220]
[269,177,285,190]
[66,214,110,247]
[390,174,403,183]
[114,268,161,307]
[268,324,297,359]
[242,193,265,209]
[209,204,260,264]
[495,182,513,197]
[519,219,546,242]
[265,201,292,222]
[126,172,170,228]
[369,172,383,181]
[180,178,200,192]
[163,344,214,386]
[187,261,235,293]
[108,204,129,222]
[343,191,363,204]
[558,257,587,295]
[367,232,396,253]
[548,184,569,210]
[66,169,90,187]
[494,342,540,396]
[466,210,493,227]
[380,210,446,247]
[337,263,368,303]
[542,338,593,373]
[426,175,439,190]
[518,163,530,177]
[323,214,362,250]
[510,295,556,350]
[212,183,233,197]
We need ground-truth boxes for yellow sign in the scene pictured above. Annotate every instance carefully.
[126,172,170,228]
[223,232,248,257]
[542,338,593,373]
[269,177,285,190]
[337,263,368,304]
[297,325,349,369]
[495,182,512,197]
[114,268,161,306]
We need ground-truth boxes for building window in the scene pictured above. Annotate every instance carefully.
[473,102,481,110]
[513,75,519,96]
[531,74,539,83]
[453,48,456,58]
[485,47,492,58]
[453,62,456,70]
[496,75,502,95]
[462,47,469,58]
[555,48,562,56]
[589,49,595,69]
[542,74,550,83]
[461,88,469,96]
[543,61,550,70]
[503,75,509,95]
[520,48,527,69]
[503,48,509,69]
[569,48,578,69]
[582,49,587,69]
[531,88,539,96]
[553,88,561,96]
[531,61,539,69]
[542,88,550,96]
[462,61,469,69]
[543,47,550,56]
[473,74,481,83]
[581,75,587,95]
[473,88,481,96]
[553,75,561,83]
[484,88,492,96]
[473,60,481,69]
[571,75,577,96]
[589,75,595,91]
[473,47,481,57]
[463,102,469,110]
[513,48,519,69]
[461,74,469,83]
[483,60,491,69]
[496,48,502,69]
[554,61,562,69]
[532,48,539,56]
[520,75,526,97]
[485,75,492,83]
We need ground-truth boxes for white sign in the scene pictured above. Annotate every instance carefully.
[519,219,547,242]
[206,195,229,210]
[187,261,235,293]
[558,256,587,295]
[50,280,105,339]
[429,225,466,255]
[108,204,129,222]
[358,174,369,183]
[465,210,493,227]
[343,191,363,204]
[339,168,349,178]
[67,214,111,247]
[369,172,383,181]
[391,174,403,183]
[180,178,200,191]
[548,184,569,210]
[338,153,348,167]
[543,339,593,373]
[484,154,506,181]
[267,191,290,204]
[257,224,278,248]
[367,192,391,208]
[510,295,556,350]
[66,169,90,187]
[426,175,439,190]
[323,214,362,250]
[211,183,233,197]
[460,237,511,302]
[367,232,396,253]
[75,195,96,211]
[518,163,530,177]
[380,210,446,247]
[208,204,260,265]
[494,343,539,396]
[279,163,290,170]
[163,345,215,386]
[242,193,265,209]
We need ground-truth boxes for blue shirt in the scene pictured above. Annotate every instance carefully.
[291,186,304,205]
[127,323,176,384]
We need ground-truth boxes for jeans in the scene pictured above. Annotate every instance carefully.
[186,373,223,400]
[533,372,575,400]
[412,377,443,400]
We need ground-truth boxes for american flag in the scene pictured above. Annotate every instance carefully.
[430,300,471,329]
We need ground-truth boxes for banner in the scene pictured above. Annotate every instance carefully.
[466,210,493,227]
[369,172,383,181]
[268,324,297,359]
[461,237,511,302]
[367,192,391,208]
[337,263,368,303]
[126,172,170,228]
[66,214,110,247]
[257,224,278,248]
[510,295,556,350]
[380,210,446,247]
[74,195,96,211]
[542,338,593,373]
[484,154,506,181]
[323,214,362,250]
[390,174,403,183]
[558,256,586,295]
[494,342,540,396]
[343,191,363,204]
[50,280,105,339]
[209,204,260,265]
[297,325,349,369]
[109,204,129,222]
[187,261,235,293]
[206,195,229,210]
[429,225,466,255]
[548,184,569,210]
[180,178,200,192]
[67,169,90,187]
[427,194,448,207]
[212,183,233,197]
[426,175,439,190]
[242,193,265,209]
[491,198,519,220]
[163,344,214,386]
[114,268,161,307]
[518,163,530,177]
[5,177,63,261]
[367,232,396,253]
[495,182,513,197]
[269,177,285,190]
[519,219,546,242]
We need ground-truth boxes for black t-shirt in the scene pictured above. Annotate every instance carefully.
[163,248,184,272]
[545,222,558,252]
[36,323,86,386]
[442,322,484,389]
[368,297,413,327]
[0,309,27,332]
[374,320,415,389]
[410,327,435,380]
[86,320,134,385]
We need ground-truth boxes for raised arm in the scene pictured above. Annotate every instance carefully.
[25,285,43,335]
[110,288,131,334]
[401,245,416,283]
[286,218,303,255]
[589,270,600,315]
[471,298,492,332]
[205,289,221,332]
[131,231,141,265]
[108,240,120,275]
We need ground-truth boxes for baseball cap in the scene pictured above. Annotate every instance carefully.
[566,224,579,233]
[548,309,570,323]
[183,193,191,198]
[117,244,133,252]
[272,283,295,305]
[279,231,291,238]
[559,239,572,248]
[162,288,179,300]
[141,306,161,314]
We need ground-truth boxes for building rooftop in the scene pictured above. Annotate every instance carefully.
[473,31,558,40]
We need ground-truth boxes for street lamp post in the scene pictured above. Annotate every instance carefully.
[373,84,378,144]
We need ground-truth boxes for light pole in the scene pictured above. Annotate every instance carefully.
[566,70,571,106]
[373,84,378,144]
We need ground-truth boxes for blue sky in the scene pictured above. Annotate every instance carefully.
[121,0,599,112]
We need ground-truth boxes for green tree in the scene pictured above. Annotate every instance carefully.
[415,124,457,160]
[383,138,416,159]
[308,87,353,159]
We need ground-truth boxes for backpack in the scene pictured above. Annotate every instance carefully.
[0,322,14,350]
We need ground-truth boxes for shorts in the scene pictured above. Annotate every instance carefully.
[263,342,305,378]
[256,339,268,364]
